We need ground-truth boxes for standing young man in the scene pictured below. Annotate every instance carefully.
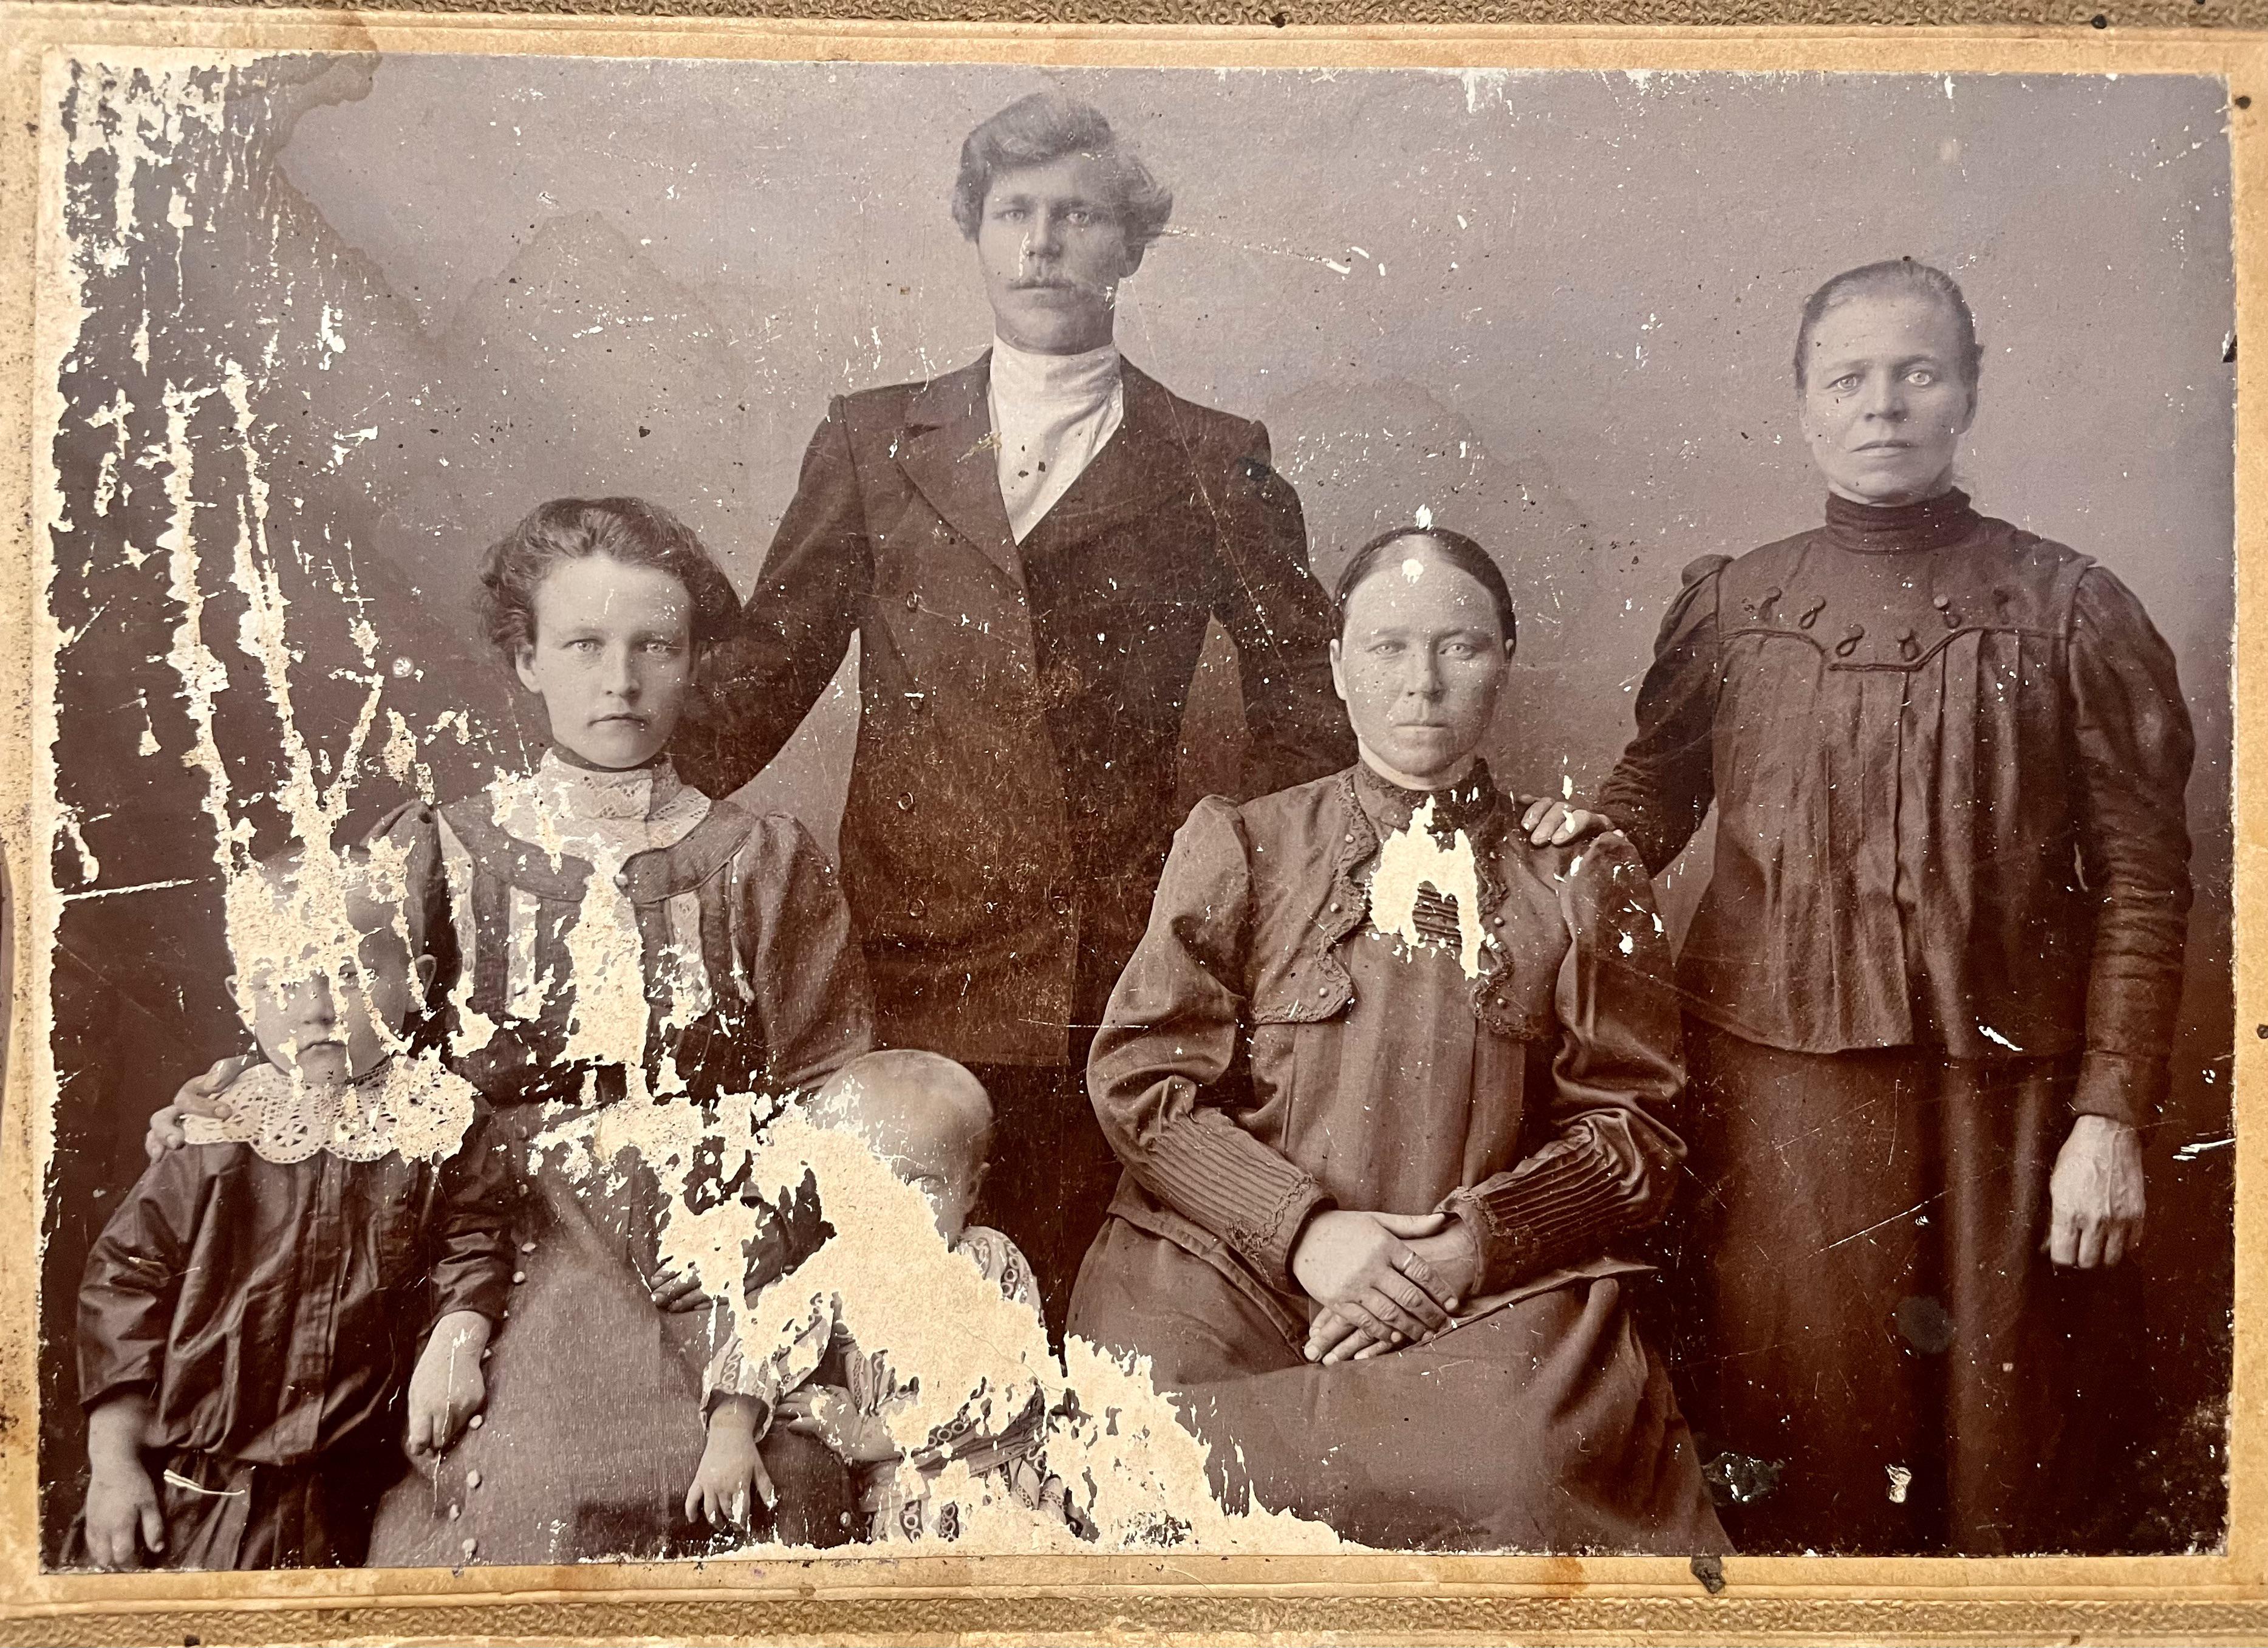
[676,93,1353,1330]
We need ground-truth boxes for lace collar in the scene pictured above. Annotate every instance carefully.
[181,1055,479,1164]
[488,750,710,864]
[1351,757,1501,840]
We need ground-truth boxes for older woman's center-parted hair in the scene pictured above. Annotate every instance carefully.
[1792,258,1985,397]
[477,496,742,664]
[1331,525,1519,654]
[950,91,1175,253]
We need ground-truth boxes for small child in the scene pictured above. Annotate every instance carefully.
[686,1050,1091,1542]
[76,845,511,1570]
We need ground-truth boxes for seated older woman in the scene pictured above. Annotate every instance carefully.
[1067,527,1727,1553]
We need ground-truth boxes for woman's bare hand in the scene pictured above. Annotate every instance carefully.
[143,1053,258,1160]
[2046,1114,2147,1268]
[1289,1209,1460,1358]
[647,1262,714,1312]
[1302,1216,1481,1364]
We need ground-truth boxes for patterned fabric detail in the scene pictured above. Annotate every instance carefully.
[488,751,710,861]
[705,1224,1085,1540]
[442,753,711,1027]
[180,1056,478,1164]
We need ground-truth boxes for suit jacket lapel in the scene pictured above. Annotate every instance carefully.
[1016,363,1195,564]
[895,354,1026,592]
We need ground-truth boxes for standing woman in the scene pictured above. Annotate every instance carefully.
[1584,261,2195,1553]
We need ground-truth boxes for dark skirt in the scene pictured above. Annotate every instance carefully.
[1069,1218,1728,1554]
[366,1108,853,1567]
[1669,1017,2139,1554]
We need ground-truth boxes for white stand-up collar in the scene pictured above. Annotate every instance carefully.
[988,337,1127,542]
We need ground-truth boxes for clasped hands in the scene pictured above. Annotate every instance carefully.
[1289,1208,1481,1366]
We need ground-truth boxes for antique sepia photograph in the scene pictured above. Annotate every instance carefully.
[0,20,2253,1636]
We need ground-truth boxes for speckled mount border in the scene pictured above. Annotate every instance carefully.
[3,9,2266,1646]
[33,0,2268,25]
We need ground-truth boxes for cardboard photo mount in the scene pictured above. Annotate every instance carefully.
[0,8,2264,1643]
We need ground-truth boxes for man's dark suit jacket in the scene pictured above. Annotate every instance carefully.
[675,352,1355,1068]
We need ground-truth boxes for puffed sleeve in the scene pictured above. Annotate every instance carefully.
[734,815,877,1097]
[78,1149,206,1412]
[2065,566,2196,1127]
[1209,422,1359,801]
[1086,796,1333,1291]
[674,401,873,799]
[1436,835,1688,1294]
[1596,555,1729,875]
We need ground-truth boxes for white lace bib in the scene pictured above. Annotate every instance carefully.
[182,1056,479,1164]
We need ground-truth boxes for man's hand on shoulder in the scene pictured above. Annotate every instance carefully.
[1515,796,1617,848]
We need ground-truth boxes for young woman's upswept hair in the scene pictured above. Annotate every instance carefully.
[476,497,741,663]
[1331,525,1519,653]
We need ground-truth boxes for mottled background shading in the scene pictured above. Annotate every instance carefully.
[40,57,2234,1557]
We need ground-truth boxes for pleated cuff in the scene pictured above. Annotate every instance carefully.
[1440,1145,1631,1294]
[1144,1121,1333,1292]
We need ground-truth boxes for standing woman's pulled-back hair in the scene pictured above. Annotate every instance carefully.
[949,91,1175,253]
[1331,525,1518,652]
[478,497,742,663]
[1793,259,1984,395]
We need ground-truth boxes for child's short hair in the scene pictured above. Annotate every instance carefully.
[224,842,440,1034]
[477,497,742,663]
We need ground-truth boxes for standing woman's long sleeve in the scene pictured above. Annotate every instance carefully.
[1595,556,1729,875]
[2065,565,2196,1125]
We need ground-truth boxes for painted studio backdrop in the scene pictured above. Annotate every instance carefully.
[33,55,2235,1561]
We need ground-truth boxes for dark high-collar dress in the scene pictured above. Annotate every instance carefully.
[1068,762,1727,1553]
[1596,490,2195,1554]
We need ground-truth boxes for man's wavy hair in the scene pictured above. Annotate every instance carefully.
[949,92,1175,255]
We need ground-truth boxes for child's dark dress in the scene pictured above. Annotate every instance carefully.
[77,1058,511,1568]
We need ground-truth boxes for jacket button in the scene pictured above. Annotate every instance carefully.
[904,594,920,612]
[908,899,926,918]
[897,793,915,812]
[1053,897,1073,918]
[1316,985,1330,997]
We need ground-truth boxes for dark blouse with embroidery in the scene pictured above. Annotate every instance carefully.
[1086,762,1687,1303]
[1594,490,2194,1126]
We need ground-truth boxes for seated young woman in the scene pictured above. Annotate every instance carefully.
[146,497,875,1564]
[1066,525,1728,1554]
